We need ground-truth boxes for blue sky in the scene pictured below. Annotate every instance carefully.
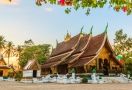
[0,0,132,48]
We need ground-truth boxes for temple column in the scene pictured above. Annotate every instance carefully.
[84,65,87,73]
[68,68,71,73]
[51,67,55,74]
[51,66,58,74]
[96,58,99,70]
[54,66,57,73]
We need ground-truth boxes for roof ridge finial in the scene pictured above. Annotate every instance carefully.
[80,26,84,34]
[90,25,93,34]
[64,30,71,41]
[102,23,108,34]
[56,39,58,45]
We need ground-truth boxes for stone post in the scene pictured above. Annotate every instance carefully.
[71,68,76,83]
[91,69,97,84]
[71,68,75,79]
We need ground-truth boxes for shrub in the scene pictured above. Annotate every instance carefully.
[82,77,88,83]
[8,72,14,78]
[15,71,23,81]
[99,76,102,79]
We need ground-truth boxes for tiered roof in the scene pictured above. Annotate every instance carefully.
[41,34,81,69]
[42,26,123,69]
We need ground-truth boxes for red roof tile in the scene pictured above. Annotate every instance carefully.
[41,61,60,69]
[50,34,80,56]
[81,34,105,57]
[73,35,90,54]
[44,53,69,64]
[70,57,94,67]
[61,55,78,64]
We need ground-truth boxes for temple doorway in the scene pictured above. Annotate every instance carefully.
[58,64,68,74]
[99,58,102,69]
[76,67,85,73]
[0,70,3,76]
[103,59,109,75]
[33,70,37,78]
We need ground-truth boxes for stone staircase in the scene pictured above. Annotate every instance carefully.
[101,74,129,83]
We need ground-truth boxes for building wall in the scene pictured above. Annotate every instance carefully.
[86,46,121,72]
[0,60,9,76]
[0,69,9,76]
[23,70,33,77]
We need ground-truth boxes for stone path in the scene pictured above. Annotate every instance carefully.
[0,81,131,90]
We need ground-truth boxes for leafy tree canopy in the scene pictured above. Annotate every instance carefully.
[39,0,132,15]
[113,29,132,72]
[18,42,51,68]
[9,0,132,15]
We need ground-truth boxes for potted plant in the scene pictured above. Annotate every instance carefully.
[98,76,104,84]
[81,77,88,83]
[127,70,131,79]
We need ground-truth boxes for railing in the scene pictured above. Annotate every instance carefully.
[87,69,122,74]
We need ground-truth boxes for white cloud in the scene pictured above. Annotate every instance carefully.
[0,0,20,5]
[44,8,53,12]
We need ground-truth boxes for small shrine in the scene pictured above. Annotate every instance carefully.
[22,59,41,79]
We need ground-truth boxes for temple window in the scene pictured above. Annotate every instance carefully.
[99,58,102,69]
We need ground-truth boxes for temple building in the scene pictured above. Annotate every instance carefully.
[0,54,10,77]
[41,25,123,75]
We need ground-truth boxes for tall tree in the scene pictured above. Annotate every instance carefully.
[18,44,51,68]
[15,45,23,58]
[113,29,132,56]
[0,35,6,52]
[4,41,15,66]
[113,29,132,73]
[24,39,34,47]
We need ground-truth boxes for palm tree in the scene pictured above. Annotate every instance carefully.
[4,41,15,66]
[0,35,6,52]
[14,45,23,69]
[24,39,34,46]
[15,45,23,58]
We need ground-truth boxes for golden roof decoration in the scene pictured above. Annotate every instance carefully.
[64,31,71,42]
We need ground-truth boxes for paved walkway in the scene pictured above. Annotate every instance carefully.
[0,81,131,90]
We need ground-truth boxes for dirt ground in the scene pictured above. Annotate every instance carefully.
[0,81,132,90]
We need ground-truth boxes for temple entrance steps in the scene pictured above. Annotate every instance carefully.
[32,78,38,83]
[102,77,127,83]
[101,74,128,83]
[42,73,131,84]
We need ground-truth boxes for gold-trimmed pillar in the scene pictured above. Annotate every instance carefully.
[96,58,99,70]
[84,65,87,73]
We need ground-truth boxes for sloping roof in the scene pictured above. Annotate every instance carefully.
[23,59,41,70]
[61,35,91,64]
[61,55,79,64]
[50,34,80,56]
[0,65,10,69]
[81,34,106,57]
[70,57,94,67]
[45,53,69,64]
[104,38,114,53]
[69,34,106,67]
[42,53,70,69]
[41,61,60,69]
[0,55,7,65]
[42,32,123,69]
[73,35,90,54]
